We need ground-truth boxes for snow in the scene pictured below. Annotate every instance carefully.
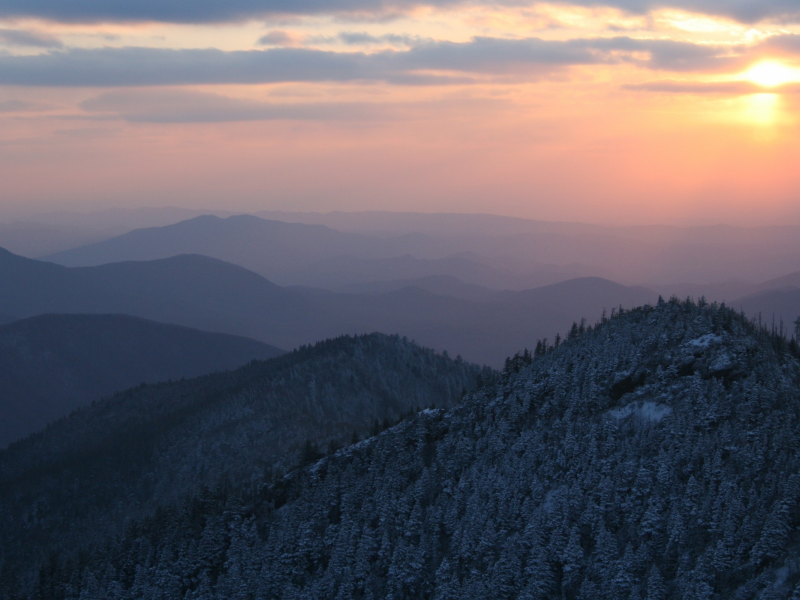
[709,352,733,373]
[608,400,672,423]
[686,334,722,349]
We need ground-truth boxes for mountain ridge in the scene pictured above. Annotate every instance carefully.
[7,299,800,598]
[0,246,656,366]
[0,312,283,448]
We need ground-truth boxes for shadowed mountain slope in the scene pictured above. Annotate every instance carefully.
[334,274,498,301]
[0,246,655,366]
[14,299,800,599]
[0,222,115,258]
[0,247,335,348]
[731,287,800,328]
[43,214,391,276]
[42,215,587,290]
[0,313,283,448]
[0,334,484,596]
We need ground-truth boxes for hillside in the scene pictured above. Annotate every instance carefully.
[0,334,483,597]
[0,247,654,366]
[13,299,800,599]
[42,214,586,290]
[0,313,283,448]
[732,287,800,329]
[0,246,331,350]
[43,214,391,276]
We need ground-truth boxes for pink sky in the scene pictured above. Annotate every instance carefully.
[0,3,799,225]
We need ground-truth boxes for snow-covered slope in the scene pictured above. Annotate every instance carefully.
[6,298,800,599]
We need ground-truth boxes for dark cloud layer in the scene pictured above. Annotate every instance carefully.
[0,36,759,87]
[0,0,796,24]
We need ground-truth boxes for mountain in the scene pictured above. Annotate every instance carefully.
[329,278,655,366]
[41,214,588,290]
[21,206,238,233]
[0,313,16,325]
[753,271,800,293]
[730,288,800,329]
[6,298,800,599]
[0,246,334,350]
[282,253,588,290]
[658,271,800,328]
[43,214,393,276]
[0,222,116,258]
[28,210,800,286]
[0,313,283,449]
[0,247,655,366]
[335,274,498,301]
[0,334,484,596]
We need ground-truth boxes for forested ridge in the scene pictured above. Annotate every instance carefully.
[0,313,283,448]
[6,299,800,599]
[0,333,483,598]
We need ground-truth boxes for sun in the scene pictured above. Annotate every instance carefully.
[742,61,800,87]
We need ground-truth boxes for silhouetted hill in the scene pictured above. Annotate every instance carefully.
[285,253,585,290]
[0,247,655,366]
[335,274,498,301]
[32,210,800,284]
[0,334,484,595]
[0,313,283,448]
[324,277,656,366]
[43,215,587,290]
[754,271,800,292]
[731,288,800,328]
[0,313,16,325]
[0,222,115,258]
[7,299,800,598]
[0,247,332,347]
[44,214,391,276]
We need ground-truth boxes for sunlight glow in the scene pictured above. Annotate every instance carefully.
[741,93,779,126]
[742,61,800,87]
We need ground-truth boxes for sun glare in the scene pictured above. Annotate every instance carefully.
[742,61,800,87]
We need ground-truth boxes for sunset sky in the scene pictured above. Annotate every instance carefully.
[1,0,799,225]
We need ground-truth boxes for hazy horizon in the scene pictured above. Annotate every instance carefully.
[1,0,800,226]
[6,204,800,230]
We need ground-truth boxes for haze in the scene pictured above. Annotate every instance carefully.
[1,0,800,225]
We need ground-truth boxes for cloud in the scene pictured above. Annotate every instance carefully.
[0,35,778,87]
[0,99,46,112]
[557,0,800,24]
[0,0,796,25]
[78,89,511,123]
[79,89,398,122]
[258,30,299,46]
[337,32,425,46]
[0,47,383,86]
[625,79,800,94]
[0,28,63,48]
[625,80,761,94]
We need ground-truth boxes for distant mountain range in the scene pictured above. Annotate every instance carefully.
[0,313,283,448]
[0,221,117,258]
[42,214,590,290]
[41,212,800,288]
[0,246,655,366]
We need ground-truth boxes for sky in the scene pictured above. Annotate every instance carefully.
[0,0,799,225]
